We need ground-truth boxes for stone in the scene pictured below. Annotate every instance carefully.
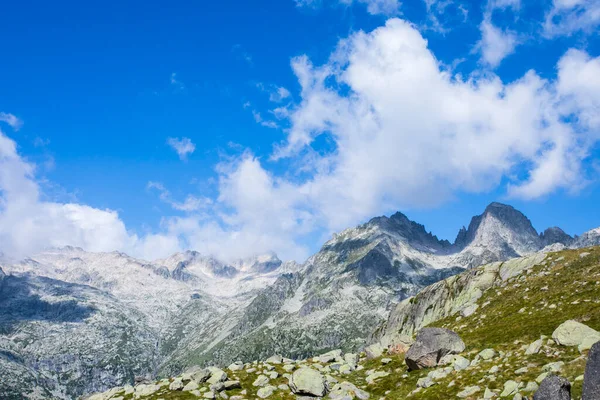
[329,382,370,399]
[543,362,565,373]
[207,367,228,385]
[457,386,480,398]
[265,355,283,364]
[534,375,571,400]
[405,327,465,370]
[515,367,528,375]
[253,375,270,387]
[134,384,160,397]
[203,391,216,399]
[417,377,435,388]
[525,339,544,355]
[227,362,243,372]
[478,349,496,360]
[552,320,600,347]
[223,381,241,391]
[183,381,199,391]
[344,353,359,368]
[583,341,600,400]
[319,349,343,363]
[579,336,600,353]
[381,358,392,365]
[365,371,389,385]
[365,343,385,359]
[500,380,519,397]
[289,368,327,397]
[484,387,496,399]
[524,382,539,393]
[537,373,550,384]
[257,385,276,398]
[169,379,184,391]
[453,356,470,371]
[339,364,353,375]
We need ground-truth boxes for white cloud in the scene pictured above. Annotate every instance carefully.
[477,19,518,67]
[0,112,23,130]
[544,0,600,37]
[296,0,400,16]
[266,18,600,229]
[252,110,279,129]
[148,181,211,212]
[2,19,600,263]
[167,137,196,160]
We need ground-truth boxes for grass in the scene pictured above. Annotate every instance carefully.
[104,246,600,400]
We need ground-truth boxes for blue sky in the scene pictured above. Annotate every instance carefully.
[0,0,599,261]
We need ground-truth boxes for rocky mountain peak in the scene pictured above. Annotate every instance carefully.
[457,202,540,251]
[540,227,573,247]
[366,212,451,251]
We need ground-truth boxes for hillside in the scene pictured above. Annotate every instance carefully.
[1,202,599,398]
[82,245,600,400]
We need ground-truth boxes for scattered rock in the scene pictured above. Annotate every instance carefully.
[365,343,385,359]
[525,339,543,355]
[253,375,270,387]
[534,375,571,400]
[329,382,370,399]
[257,385,276,398]
[265,355,283,364]
[500,380,519,397]
[457,386,480,398]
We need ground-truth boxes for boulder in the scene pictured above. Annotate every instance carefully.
[289,368,327,397]
[329,381,370,399]
[169,379,184,391]
[534,375,571,400]
[257,385,276,398]
[583,341,600,400]
[206,367,227,384]
[405,328,465,370]
[552,320,600,347]
[364,343,384,359]
[253,375,270,387]
[265,355,283,364]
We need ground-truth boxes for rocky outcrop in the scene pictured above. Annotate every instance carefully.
[405,328,465,370]
[540,227,573,247]
[371,252,547,348]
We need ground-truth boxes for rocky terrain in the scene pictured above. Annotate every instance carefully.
[1,202,600,398]
[82,245,600,400]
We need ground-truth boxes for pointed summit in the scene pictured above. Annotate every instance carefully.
[451,202,542,267]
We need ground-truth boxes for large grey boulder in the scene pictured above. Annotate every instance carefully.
[552,320,600,347]
[405,328,465,370]
[289,368,327,397]
[583,341,600,400]
[534,375,571,400]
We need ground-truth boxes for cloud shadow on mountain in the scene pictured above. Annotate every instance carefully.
[0,274,96,335]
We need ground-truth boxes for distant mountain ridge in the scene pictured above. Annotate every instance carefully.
[0,202,599,399]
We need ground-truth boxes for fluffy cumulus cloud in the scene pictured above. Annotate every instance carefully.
[2,19,600,263]
[167,137,196,160]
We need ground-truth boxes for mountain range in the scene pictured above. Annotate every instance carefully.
[0,202,598,399]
